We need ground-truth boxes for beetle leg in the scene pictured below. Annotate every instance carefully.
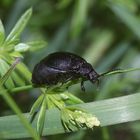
[63,76,73,83]
[61,75,73,88]
[81,80,85,92]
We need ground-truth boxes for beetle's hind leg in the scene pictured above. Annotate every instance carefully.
[60,75,74,89]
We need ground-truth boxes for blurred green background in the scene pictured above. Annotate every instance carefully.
[0,0,140,140]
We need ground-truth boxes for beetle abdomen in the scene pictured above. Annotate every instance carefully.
[41,52,86,71]
[32,62,78,86]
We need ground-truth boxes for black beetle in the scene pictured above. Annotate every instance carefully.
[32,52,100,91]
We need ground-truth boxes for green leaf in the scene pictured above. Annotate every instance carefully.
[10,51,23,58]
[37,95,47,135]
[14,43,30,52]
[30,94,44,115]
[1,93,140,139]
[0,58,21,87]
[0,20,5,45]
[5,8,32,45]
[0,59,15,89]
[60,92,84,105]
[0,52,14,63]
[27,40,47,51]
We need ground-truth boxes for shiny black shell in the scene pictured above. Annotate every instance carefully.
[32,52,99,91]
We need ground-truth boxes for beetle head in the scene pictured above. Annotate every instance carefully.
[79,63,99,83]
[88,70,100,84]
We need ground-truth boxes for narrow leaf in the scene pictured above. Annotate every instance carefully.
[60,92,84,105]
[0,57,21,87]
[14,43,30,52]
[30,94,44,115]
[37,95,47,135]
[5,8,32,44]
[0,20,5,45]
[1,93,140,139]
[0,59,15,89]
[27,40,47,51]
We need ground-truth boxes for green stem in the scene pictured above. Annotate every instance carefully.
[102,127,110,140]
[100,67,140,77]
[0,85,34,95]
[9,84,34,93]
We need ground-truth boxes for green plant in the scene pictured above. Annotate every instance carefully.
[0,8,46,139]
[0,6,140,140]
[0,58,40,140]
